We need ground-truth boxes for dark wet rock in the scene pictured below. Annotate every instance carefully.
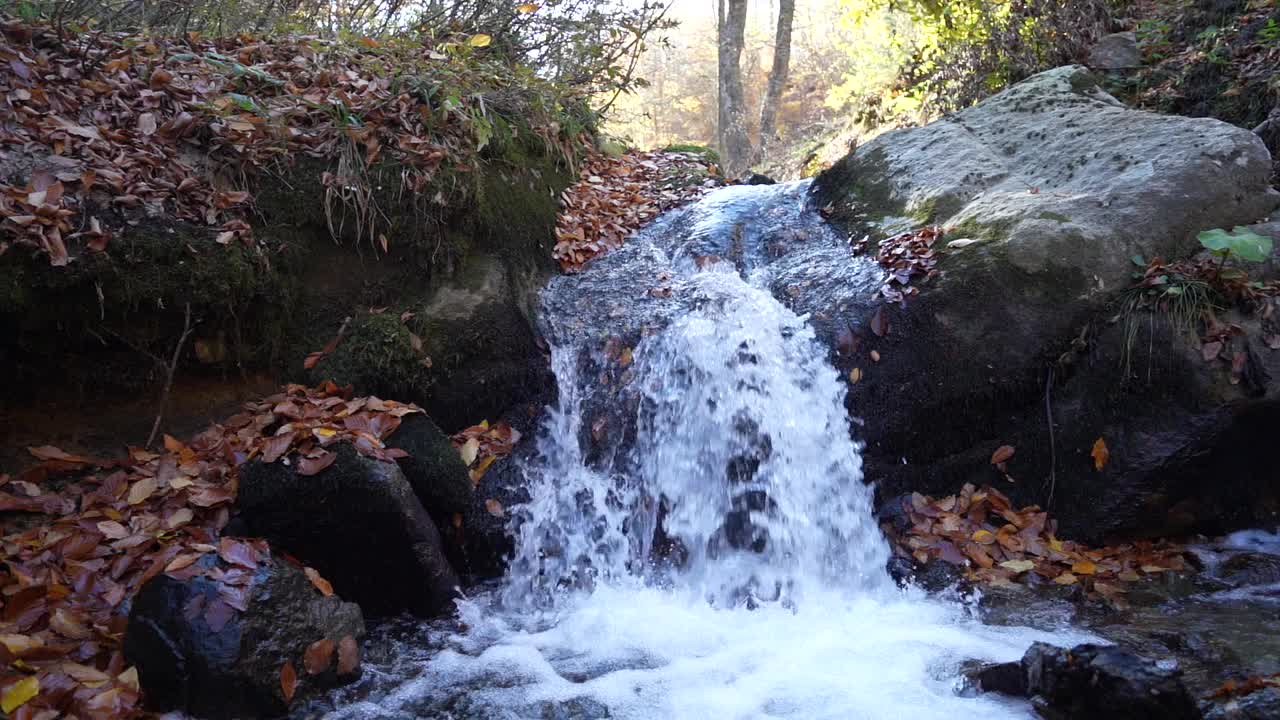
[387,412,474,515]
[876,493,914,535]
[435,396,546,580]
[1089,32,1142,70]
[124,552,364,719]
[457,445,534,579]
[886,555,966,593]
[537,697,612,719]
[809,65,1280,542]
[963,659,1026,696]
[237,443,460,617]
[973,642,1200,719]
[1218,552,1280,587]
[740,172,777,186]
[1205,687,1280,720]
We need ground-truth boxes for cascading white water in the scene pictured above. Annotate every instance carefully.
[327,183,1090,720]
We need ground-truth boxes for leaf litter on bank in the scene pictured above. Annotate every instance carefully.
[0,381,438,716]
[0,18,590,266]
[553,150,725,271]
[884,484,1188,607]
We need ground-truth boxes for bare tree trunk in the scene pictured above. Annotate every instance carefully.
[716,0,750,177]
[753,0,795,167]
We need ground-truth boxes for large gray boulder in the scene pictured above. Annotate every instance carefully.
[812,65,1280,540]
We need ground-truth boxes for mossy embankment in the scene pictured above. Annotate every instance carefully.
[0,25,590,448]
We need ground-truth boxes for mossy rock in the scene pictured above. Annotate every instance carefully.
[3,117,576,432]
[662,143,721,163]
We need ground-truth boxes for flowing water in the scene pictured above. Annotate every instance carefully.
[322,182,1096,719]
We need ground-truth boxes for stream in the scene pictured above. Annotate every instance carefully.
[314,182,1274,719]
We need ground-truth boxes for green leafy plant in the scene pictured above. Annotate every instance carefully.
[1259,18,1280,44]
[1199,226,1274,280]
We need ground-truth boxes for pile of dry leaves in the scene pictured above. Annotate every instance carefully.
[872,225,944,304]
[0,382,438,718]
[886,484,1187,607]
[554,150,724,271]
[0,18,583,265]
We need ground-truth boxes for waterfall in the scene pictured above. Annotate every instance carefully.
[325,183,1089,720]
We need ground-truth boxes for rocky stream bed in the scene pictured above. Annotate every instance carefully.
[3,62,1280,720]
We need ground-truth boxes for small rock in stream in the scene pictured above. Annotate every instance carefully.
[969,642,1200,720]
[125,551,364,719]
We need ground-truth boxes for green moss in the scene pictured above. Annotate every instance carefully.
[313,311,433,398]
[1037,211,1071,223]
[947,216,1016,244]
[908,196,942,225]
[662,144,721,163]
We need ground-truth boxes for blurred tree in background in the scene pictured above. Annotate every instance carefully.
[606,0,1112,178]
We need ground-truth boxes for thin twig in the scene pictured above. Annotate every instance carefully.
[1044,366,1057,507]
[146,303,197,449]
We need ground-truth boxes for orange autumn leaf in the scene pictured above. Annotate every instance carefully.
[304,567,334,597]
[304,638,335,675]
[1091,437,1110,471]
[990,445,1015,465]
[280,660,298,703]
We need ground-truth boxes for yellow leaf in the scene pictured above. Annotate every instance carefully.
[0,634,42,656]
[459,437,480,466]
[999,559,1035,573]
[1091,437,1109,471]
[849,367,862,384]
[1140,564,1167,574]
[468,33,492,48]
[1071,559,1097,575]
[972,529,995,545]
[2,675,39,713]
[127,476,158,505]
[1048,535,1064,552]
[1053,572,1078,585]
[118,666,140,692]
[470,454,497,484]
[517,3,540,13]
[314,427,338,438]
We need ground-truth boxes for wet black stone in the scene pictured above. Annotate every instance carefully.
[1205,687,1280,720]
[1218,552,1280,587]
[460,446,533,579]
[387,413,474,515]
[237,443,460,617]
[965,660,1027,696]
[885,555,966,592]
[124,553,364,719]
[1020,642,1199,720]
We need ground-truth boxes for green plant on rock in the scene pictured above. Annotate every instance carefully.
[1257,18,1279,44]
[1120,228,1276,382]
[1198,226,1274,264]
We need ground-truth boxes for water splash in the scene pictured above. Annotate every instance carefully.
[324,183,1090,720]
